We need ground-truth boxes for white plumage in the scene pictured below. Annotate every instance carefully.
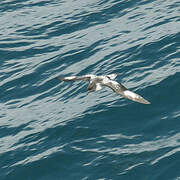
[56,73,150,104]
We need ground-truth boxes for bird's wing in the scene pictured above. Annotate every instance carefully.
[122,89,150,104]
[88,82,103,91]
[103,81,127,94]
[106,73,120,80]
[56,75,91,81]
[103,81,150,104]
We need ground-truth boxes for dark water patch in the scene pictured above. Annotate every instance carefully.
[0,123,31,138]
[0,0,52,14]
[0,0,28,13]
[4,150,90,180]
[29,0,52,8]
[0,74,59,104]
[1,122,98,179]
[140,72,180,135]
[150,151,180,180]
[0,44,58,65]
[0,41,32,49]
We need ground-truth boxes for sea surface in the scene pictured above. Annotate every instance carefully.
[0,0,180,179]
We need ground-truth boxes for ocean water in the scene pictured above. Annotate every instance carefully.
[0,0,180,179]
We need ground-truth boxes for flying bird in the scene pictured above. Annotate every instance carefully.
[56,73,150,104]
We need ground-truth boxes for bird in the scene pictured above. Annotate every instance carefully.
[56,73,150,104]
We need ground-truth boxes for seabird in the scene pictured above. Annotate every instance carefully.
[56,73,150,104]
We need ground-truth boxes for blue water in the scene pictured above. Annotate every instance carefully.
[0,0,180,179]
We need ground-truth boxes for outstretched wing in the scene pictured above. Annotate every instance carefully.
[103,81,127,94]
[122,89,150,104]
[103,80,150,104]
[106,73,120,80]
[56,75,91,82]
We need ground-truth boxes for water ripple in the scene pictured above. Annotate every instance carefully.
[1,0,180,179]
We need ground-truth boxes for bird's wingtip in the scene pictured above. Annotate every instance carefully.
[142,99,151,104]
[56,76,63,81]
[123,90,151,105]
[136,95,151,104]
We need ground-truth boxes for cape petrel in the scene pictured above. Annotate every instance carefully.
[56,73,150,104]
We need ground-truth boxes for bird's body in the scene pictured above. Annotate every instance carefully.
[56,73,150,104]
